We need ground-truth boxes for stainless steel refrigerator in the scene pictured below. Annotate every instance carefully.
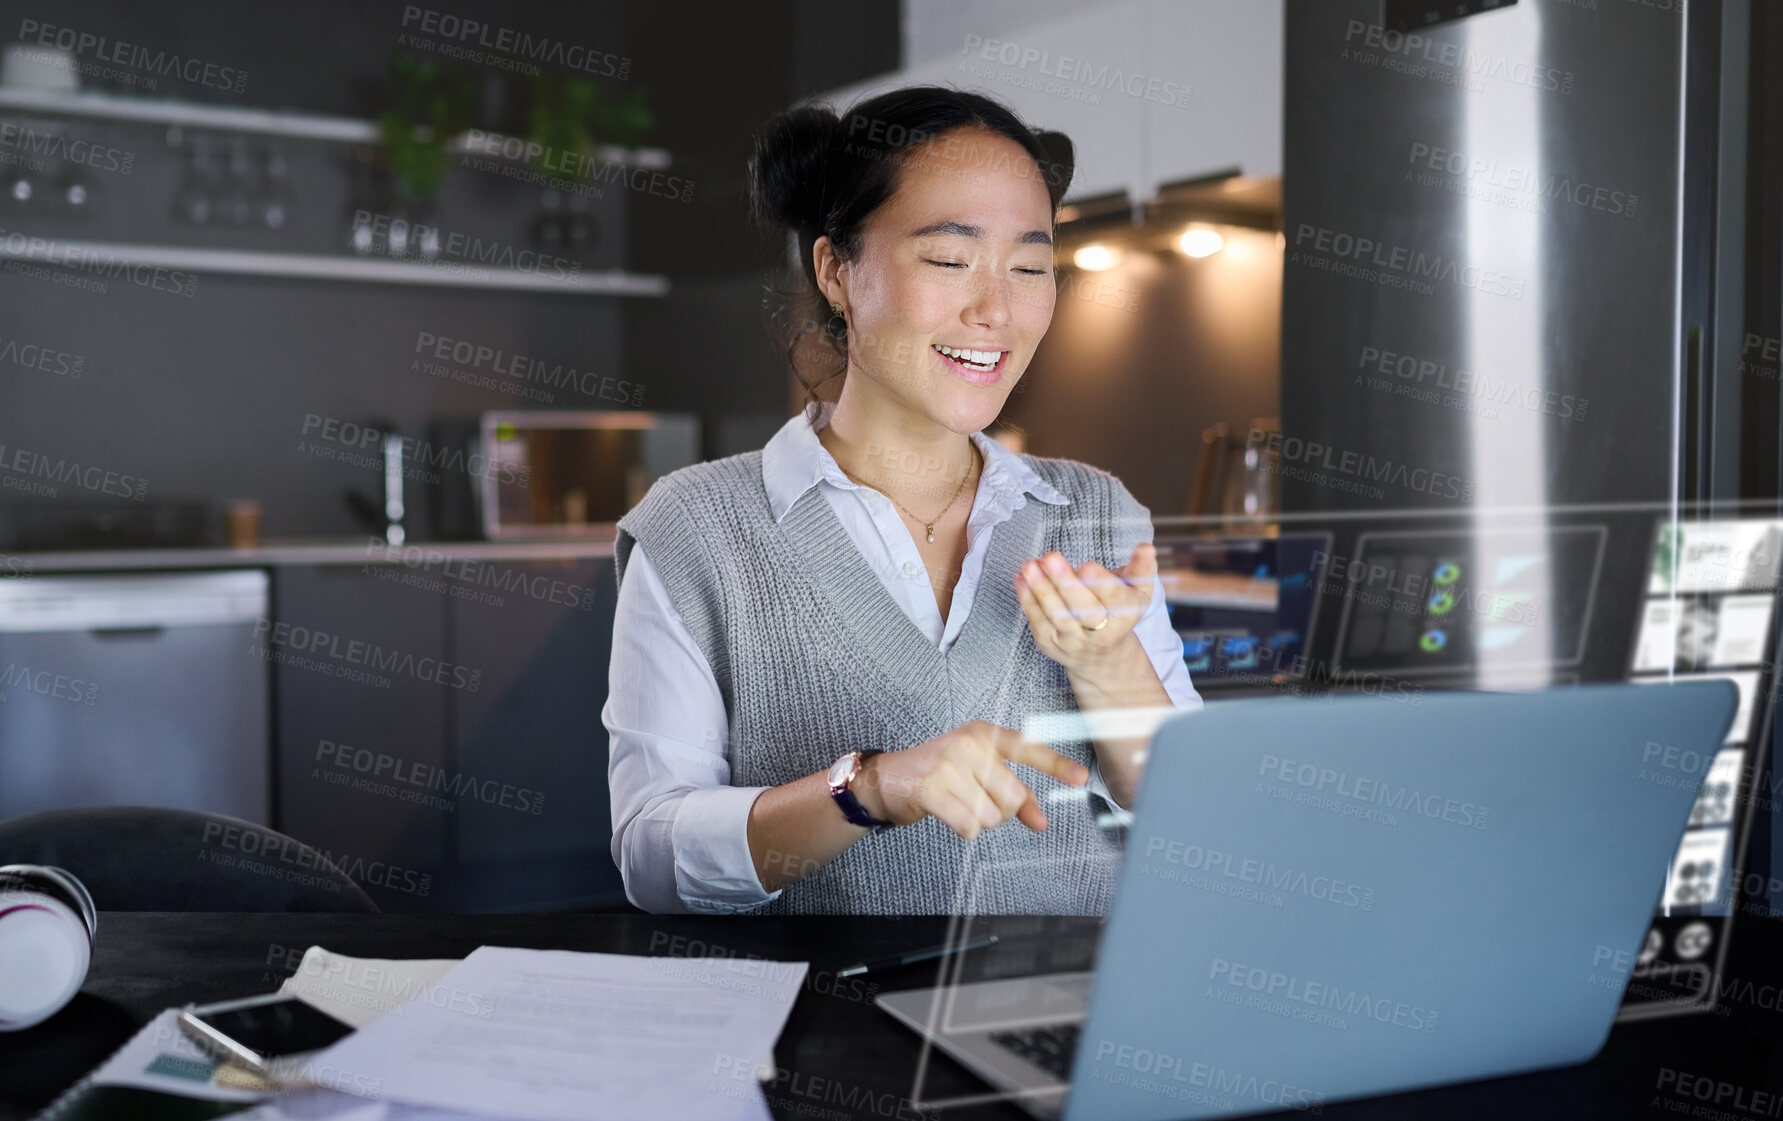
[1278,0,1771,1018]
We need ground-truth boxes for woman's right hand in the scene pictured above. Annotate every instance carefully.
[852,720,1090,840]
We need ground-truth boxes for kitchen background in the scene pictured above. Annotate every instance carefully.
[0,0,1288,914]
[1,0,1779,997]
[0,0,1282,540]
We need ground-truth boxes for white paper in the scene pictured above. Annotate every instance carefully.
[313,945,807,1121]
[279,946,461,1029]
[234,1085,774,1121]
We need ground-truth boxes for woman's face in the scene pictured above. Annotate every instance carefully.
[820,126,1058,435]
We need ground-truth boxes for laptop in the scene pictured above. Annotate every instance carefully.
[877,681,1736,1120]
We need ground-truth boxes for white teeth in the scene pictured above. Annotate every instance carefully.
[932,345,1002,369]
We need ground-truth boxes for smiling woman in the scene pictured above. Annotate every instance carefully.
[751,88,1074,421]
[602,85,1204,916]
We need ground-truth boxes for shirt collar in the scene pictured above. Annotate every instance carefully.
[761,400,1070,523]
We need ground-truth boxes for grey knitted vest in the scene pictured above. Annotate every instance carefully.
[613,447,1154,915]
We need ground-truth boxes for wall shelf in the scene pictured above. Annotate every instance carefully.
[0,239,669,295]
[0,87,671,169]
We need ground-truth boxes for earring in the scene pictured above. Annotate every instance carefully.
[825,301,847,340]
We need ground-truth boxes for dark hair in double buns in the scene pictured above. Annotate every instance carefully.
[749,85,1076,415]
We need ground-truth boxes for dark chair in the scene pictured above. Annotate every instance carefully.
[0,806,378,912]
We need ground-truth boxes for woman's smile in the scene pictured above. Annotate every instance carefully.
[930,343,1009,385]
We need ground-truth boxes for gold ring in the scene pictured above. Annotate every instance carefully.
[1086,612,1110,632]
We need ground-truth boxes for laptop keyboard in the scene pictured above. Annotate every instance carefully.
[988,1023,1079,1081]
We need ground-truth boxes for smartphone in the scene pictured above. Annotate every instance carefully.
[177,993,354,1076]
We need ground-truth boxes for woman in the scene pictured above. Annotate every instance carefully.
[604,85,1201,915]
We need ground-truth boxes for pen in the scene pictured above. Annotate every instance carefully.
[837,934,999,977]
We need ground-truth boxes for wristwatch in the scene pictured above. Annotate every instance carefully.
[828,750,892,830]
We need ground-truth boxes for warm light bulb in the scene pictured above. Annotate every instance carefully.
[1178,228,1225,258]
[1073,244,1122,271]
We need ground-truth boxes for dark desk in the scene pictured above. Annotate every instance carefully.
[5,912,1783,1121]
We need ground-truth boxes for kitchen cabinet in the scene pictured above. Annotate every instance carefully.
[270,564,454,912]
[820,0,1282,201]
[447,559,622,911]
[271,557,624,913]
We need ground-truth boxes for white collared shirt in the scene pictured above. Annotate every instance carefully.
[603,403,1201,913]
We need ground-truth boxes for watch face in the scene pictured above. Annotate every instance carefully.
[827,753,855,789]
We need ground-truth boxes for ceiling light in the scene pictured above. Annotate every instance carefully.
[1178,227,1225,258]
[1073,244,1122,271]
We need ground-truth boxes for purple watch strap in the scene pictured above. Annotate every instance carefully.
[833,750,891,829]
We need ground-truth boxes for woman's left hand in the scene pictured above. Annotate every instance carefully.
[1015,543,1156,679]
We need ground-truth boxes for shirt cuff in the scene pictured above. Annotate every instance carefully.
[671,784,784,913]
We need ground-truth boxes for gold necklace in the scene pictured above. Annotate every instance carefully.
[836,442,980,543]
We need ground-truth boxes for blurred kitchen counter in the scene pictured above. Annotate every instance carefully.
[4,536,618,573]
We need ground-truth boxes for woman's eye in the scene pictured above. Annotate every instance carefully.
[925,259,966,269]
[1015,268,1048,276]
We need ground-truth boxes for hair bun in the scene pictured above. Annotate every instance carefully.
[1031,129,1076,197]
[750,105,840,235]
